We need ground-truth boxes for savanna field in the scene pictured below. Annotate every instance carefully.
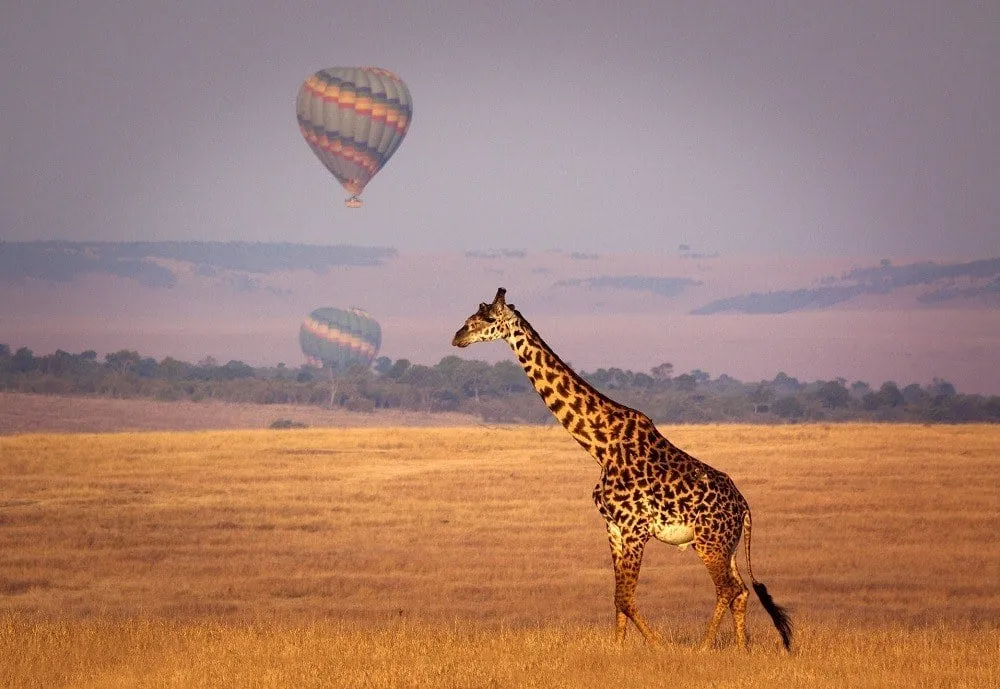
[1,414,998,688]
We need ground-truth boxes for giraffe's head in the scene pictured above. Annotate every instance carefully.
[452,287,517,348]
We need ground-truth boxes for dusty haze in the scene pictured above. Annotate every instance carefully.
[4,4,997,394]
[4,248,999,394]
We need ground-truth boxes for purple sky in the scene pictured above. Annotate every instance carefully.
[2,1,998,258]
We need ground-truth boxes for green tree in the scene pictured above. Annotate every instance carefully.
[816,380,851,409]
[105,350,141,375]
[878,381,905,408]
[850,380,871,399]
[136,357,159,378]
[11,347,36,373]
[928,378,956,400]
[773,396,805,419]
[673,373,697,392]
[387,358,411,379]
[902,383,929,407]
[37,350,84,377]
[400,364,442,410]
[159,357,191,381]
[650,362,674,382]
[749,384,775,413]
[771,372,801,395]
[690,369,711,384]
[490,360,528,394]
[218,360,255,380]
[455,360,493,400]
[632,372,655,390]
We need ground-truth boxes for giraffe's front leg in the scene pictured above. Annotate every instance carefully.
[606,522,661,646]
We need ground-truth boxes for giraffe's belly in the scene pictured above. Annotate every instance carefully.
[652,521,696,549]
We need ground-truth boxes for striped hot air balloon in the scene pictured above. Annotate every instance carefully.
[299,307,382,371]
[297,67,413,208]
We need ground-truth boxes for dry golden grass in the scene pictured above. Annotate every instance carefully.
[3,618,996,689]
[0,392,478,434]
[2,424,998,687]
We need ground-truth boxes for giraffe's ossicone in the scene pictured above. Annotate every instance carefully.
[453,288,792,651]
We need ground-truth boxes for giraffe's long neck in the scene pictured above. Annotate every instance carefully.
[505,311,633,466]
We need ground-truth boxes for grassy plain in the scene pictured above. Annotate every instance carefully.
[0,391,477,434]
[1,424,998,687]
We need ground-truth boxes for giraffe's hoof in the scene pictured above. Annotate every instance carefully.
[642,632,663,648]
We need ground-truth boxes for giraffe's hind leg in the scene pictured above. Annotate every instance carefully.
[696,545,748,651]
[728,553,750,650]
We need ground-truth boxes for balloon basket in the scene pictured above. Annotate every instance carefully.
[345,196,363,209]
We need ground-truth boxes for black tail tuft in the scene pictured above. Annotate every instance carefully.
[753,582,793,651]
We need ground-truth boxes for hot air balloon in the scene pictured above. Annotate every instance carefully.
[299,307,382,371]
[297,67,413,208]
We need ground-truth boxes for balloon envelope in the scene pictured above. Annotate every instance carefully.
[299,307,382,370]
[297,66,413,207]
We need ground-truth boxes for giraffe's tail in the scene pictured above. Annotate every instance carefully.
[743,510,793,651]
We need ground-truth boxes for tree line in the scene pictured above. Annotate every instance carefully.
[2,344,999,424]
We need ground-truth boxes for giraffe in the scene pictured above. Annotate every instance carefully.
[452,288,792,651]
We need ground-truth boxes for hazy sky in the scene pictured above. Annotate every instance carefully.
[2,1,997,257]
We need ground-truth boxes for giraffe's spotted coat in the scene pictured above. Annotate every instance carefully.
[453,288,792,651]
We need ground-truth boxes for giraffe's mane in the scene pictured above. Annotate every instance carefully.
[510,307,636,415]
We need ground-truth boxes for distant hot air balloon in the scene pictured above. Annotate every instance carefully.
[297,67,413,208]
[299,307,382,371]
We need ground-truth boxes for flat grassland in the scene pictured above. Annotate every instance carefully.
[0,392,478,434]
[1,424,998,687]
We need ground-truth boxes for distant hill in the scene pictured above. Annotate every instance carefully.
[0,241,397,287]
[3,242,999,394]
[7,242,996,315]
[692,258,1000,314]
